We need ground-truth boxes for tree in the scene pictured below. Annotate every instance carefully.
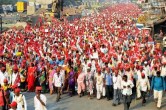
[0,0,18,5]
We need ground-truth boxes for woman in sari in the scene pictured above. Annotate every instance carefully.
[39,67,47,93]
[68,66,75,97]
[27,63,36,92]
[48,65,55,94]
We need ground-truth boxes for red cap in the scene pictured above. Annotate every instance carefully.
[3,79,8,83]
[141,73,145,77]
[1,67,6,70]
[88,63,91,67]
[139,66,143,70]
[14,88,21,93]
[13,65,18,71]
[9,101,17,108]
[36,86,42,91]
[97,68,101,72]
[11,85,18,90]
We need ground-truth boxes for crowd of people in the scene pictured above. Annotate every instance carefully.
[0,3,166,110]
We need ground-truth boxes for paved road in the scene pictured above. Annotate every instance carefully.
[23,92,166,110]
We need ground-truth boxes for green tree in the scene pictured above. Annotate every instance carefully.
[0,0,18,5]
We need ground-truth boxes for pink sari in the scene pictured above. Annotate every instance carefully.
[49,70,55,90]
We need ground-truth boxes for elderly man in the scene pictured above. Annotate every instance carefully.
[12,88,27,110]
[34,86,47,110]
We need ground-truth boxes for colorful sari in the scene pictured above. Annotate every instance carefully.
[49,69,55,94]
[27,67,36,91]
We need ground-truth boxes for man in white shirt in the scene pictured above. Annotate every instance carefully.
[143,61,150,78]
[11,66,20,87]
[0,67,6,85]
[121,75,134,110]
[34,86,47,110]
[52,67,63,102]
[136,73,150,106]
[136,66,144,99]
[12,88,27,110]
[112,70,122,106]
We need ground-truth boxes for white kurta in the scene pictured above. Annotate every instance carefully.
[52,73,63,87]
[34,94,47,110]
[137,78,150,92]
[161,66,166,77]
[121,80,134,96]
[13,94,27,110]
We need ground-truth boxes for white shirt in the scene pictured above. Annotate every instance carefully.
[95,74,104,85]
[121,80,134,96]
[13,94,27,110]
[144,65,150,77]
[52,73,63,87]
[60,70,65,84]
[34,94,47,110]
[113,75,122,89]
[11,73,18,86]
[161,66,166,77]
[137,78,150,92]
[0,71,6,85]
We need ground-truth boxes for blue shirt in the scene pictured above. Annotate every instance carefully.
[105,73,113,86]
[151,76,166,91]
[55,59,64,66]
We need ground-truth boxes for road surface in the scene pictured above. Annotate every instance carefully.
[24,92,166,110]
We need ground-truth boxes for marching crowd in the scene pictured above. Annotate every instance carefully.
[0,3,166,110]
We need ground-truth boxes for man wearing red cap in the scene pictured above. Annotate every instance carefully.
[95,68,104,100]
[12,88,27,110]
[9,101,17,110]
[112,69,122,106]
[34,86,47,110]
[136,73,150,106]
[11,65,20,87]
[0,66,7,86]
